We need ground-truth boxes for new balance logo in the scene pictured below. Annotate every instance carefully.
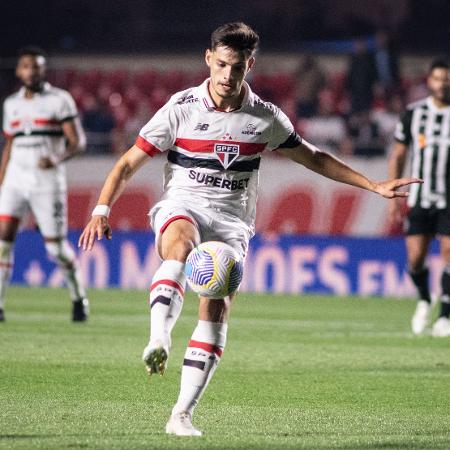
[194,123,209,131]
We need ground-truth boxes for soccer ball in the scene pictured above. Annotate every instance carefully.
[185,241,243,299]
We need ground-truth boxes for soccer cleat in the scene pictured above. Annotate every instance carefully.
[165,412,202,436]
[72,298,89,322]
[142,342,168,376]
[411,300,431,335]
[0,308,4,322]
[431,317,450,337]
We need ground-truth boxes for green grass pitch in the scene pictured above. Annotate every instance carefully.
[1,287,450,449]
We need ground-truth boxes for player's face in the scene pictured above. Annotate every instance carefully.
[205,46,254,101]
[428,68,450,104]
[16,55,46,91]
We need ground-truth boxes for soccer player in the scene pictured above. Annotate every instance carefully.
[389,59,450,337]
[79,23,420,436]
[0,47,89,322]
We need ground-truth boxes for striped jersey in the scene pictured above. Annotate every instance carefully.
[135,79,301,230]
[395,96,450,209]
[2,82,79,191]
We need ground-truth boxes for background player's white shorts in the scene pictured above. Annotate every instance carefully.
[0,186,67,237]
[150,198,252,260]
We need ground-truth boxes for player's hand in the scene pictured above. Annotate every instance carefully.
[78,216,112,251]
[387,198,404,228]
[38,156,56,169]
[373,177,422,199]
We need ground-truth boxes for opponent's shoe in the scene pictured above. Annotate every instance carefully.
[166,412,202,436]
[142,341,168,376]
[431,317,450,337]
[72,298,89,322]
[0,308,4,322]
[411,300,431,335]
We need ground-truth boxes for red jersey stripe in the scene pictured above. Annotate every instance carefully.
[174,138,267,156]
[135,136,160,157]
[150,279,184,296]
[188,339,223,357]
[10,120,21,128]
[34,118,61,126]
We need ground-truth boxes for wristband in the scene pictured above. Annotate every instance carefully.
[92,205,111,217]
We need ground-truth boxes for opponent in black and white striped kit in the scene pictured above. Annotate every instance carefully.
[389,59,450,336]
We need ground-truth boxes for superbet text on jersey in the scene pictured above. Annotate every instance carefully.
[135,79,301,232]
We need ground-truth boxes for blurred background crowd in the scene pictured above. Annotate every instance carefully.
[0,0,449,157]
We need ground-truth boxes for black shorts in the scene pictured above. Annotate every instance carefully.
[405,205,450,236]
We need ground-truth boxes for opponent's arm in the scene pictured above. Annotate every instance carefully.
[39,118,86,168]
[0,138,13,187]
[278,139,420,198]
[78,145,150,250]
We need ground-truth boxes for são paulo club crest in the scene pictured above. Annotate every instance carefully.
[214,143,240,169]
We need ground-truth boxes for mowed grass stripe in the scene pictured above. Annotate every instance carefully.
[0,286,449,449]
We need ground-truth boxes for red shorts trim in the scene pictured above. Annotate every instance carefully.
[159,215,196,235]
[150,279,184,296]
[0,215,20,224]
[188,339,223,357]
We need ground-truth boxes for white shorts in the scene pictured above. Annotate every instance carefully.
[150,199,251,260]
[0,185,67,237]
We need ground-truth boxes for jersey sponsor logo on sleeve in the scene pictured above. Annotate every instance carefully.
[214,143,240,169]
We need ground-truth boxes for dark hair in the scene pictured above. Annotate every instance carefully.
[429,58,449,74]
[17,46,48,60]
[211,22,259,57]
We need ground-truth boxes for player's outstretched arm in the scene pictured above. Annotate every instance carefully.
[78,145,150,251]
[278,140,422,199]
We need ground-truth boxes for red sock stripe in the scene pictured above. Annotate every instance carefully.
[0,262,12,269]
[188,339,223,357]
[0,215,20,224]
[150,279,184,296]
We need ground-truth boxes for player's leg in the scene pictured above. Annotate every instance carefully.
[0,217,20,321]
[407,234,434,334]
[142,214,200,375]
[432,233,450,337]
[167,294,231,436]
[31,191,88,321]
[0,186,27,321]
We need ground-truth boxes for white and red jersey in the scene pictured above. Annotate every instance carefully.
[2,82,79,192]
[136,79,301,231]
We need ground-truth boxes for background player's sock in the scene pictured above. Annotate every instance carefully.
[149,260,186,349]
[45,240,87,301]
[172,320,227,417]
[439,265,450,318]
[0,240,14,311]
[409,267,431,303]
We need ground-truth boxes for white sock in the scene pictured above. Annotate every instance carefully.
[172,320,228,416]
[45,240,86,301]
[0,240,14,310]
[149,260,186,349]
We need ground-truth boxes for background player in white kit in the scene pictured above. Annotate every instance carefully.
[0,47,89,322]
[79,23,420,436]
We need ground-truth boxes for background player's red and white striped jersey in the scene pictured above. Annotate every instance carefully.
[2,82,79,192]
[136,79,301,232]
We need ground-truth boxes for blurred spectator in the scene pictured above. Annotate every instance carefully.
[372,93,404,143]
[294,54,326,118]
[299,88,347,154]
[347,111,386,157]
[374,29,400,95]
[348,38,377,114]
[82,96,116,155]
